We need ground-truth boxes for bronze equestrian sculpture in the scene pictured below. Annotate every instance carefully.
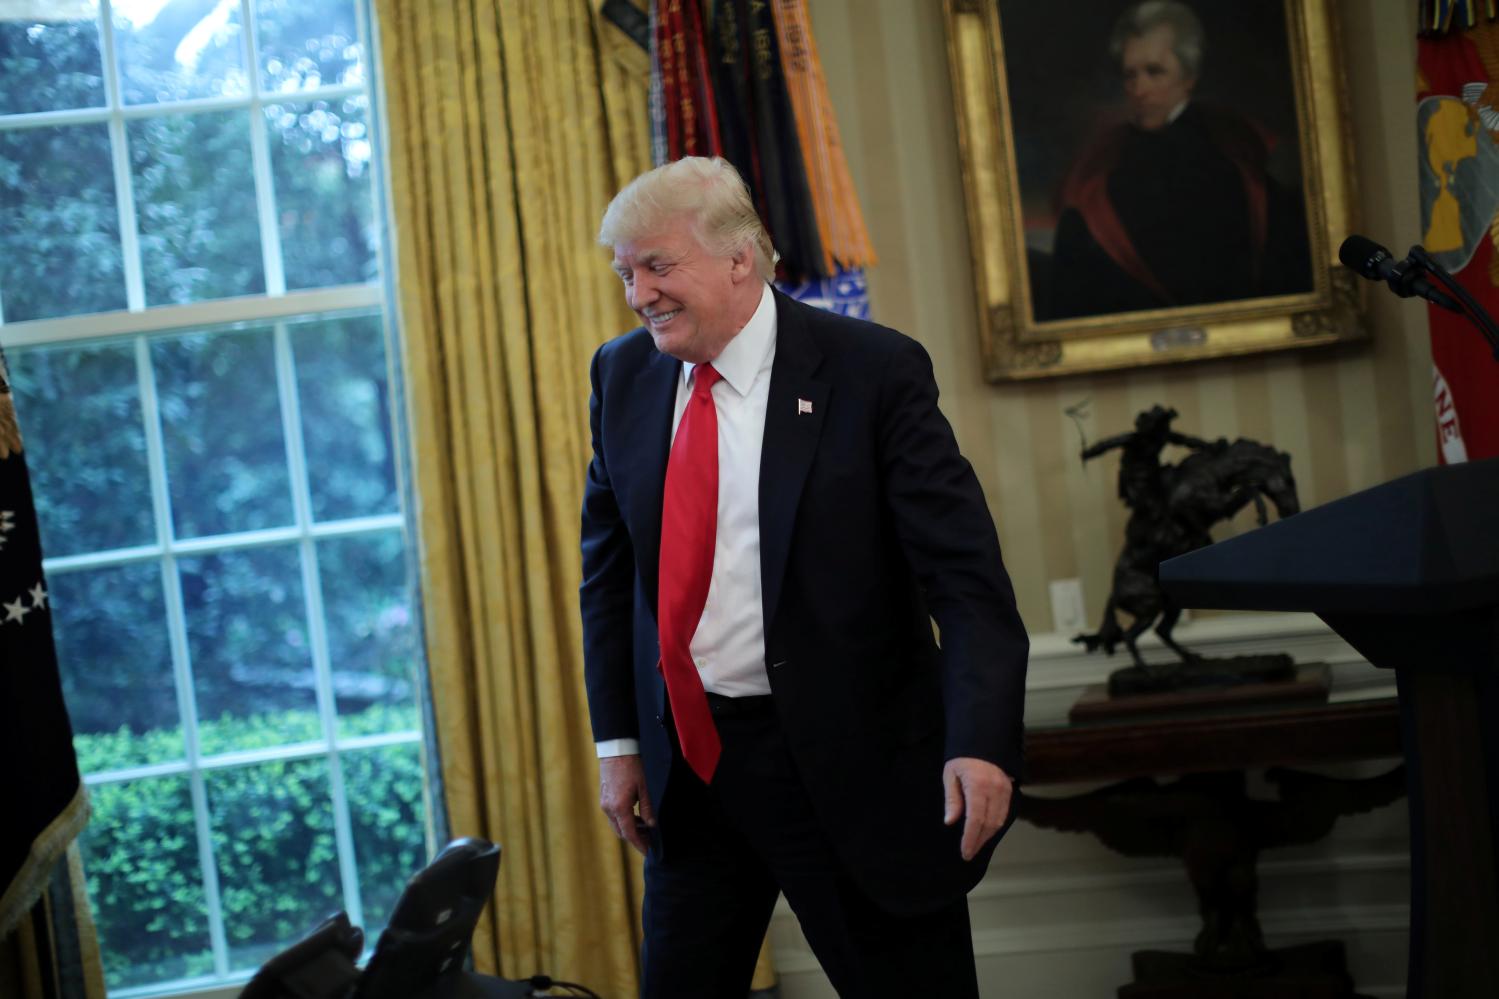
[1075,406,1300,691]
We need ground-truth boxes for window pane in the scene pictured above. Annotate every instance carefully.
[207,758,341,972]
[318,530,419,739]
[54,562,182,770]
[130,110,264,306]
[153,328,294,539]
[115,0,247,106]
[256,0,363,93]
[8,341,153,558]
[0,123,125,322]
[293,314,396,520]
[0,7,106,115]
[182,544,319,755]
[269,95,376,290]
[81,776,213,991]
[344,742,427,936]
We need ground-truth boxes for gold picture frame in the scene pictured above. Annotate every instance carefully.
[943,0,1366,381]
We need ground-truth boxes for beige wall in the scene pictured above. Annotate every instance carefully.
[808,0,1435,637]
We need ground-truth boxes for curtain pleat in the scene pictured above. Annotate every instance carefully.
[374,1,652,993]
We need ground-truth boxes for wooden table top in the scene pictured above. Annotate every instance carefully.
[1023,697,1403,785]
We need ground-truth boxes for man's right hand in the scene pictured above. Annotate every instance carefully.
[599,754,655,856]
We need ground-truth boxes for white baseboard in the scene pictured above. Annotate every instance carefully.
[969,851,1408,902]
[772,902,1409,972]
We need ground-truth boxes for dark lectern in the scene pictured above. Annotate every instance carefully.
[1159,457,1499,999]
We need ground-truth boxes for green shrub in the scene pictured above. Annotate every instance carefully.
[77,706,429,990]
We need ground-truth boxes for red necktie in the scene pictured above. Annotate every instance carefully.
[658,363,724,783]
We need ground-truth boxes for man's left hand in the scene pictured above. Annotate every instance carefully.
[942,757,1014,861]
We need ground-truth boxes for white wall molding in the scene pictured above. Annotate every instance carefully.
[1021,611,1397,726]
[1025,610,1375,681]
[770,851,1409,921]
[965,851,1409,903]
[772,903,1410,972]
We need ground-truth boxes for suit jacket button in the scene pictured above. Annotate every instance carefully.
[655,714,664,726]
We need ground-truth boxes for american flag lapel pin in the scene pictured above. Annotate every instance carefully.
[797,398,813,415]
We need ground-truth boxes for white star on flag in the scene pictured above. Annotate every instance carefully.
[29,582,47,609]
[797,398,813,415]
[3,597,28,624]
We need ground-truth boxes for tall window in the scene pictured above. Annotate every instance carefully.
[0,2,431,995]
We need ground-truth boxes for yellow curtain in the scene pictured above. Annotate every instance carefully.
[373,1,648,993]
[375,2,776,990]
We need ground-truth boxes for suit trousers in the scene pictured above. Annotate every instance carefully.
[641,699,981,998]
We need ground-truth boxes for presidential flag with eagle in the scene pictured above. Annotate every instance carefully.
[1417,0,1499,462]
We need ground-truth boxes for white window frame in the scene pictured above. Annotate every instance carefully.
[0,0,375,323]
[1,2,429,996]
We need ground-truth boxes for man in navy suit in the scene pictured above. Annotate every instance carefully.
[580,157,1029,997]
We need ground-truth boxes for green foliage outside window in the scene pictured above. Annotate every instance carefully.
[0,4,375,322]
[78,705,427,990]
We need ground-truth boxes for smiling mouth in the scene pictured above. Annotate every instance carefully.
[645,309,681,328]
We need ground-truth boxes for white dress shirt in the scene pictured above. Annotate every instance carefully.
[597,282,777,758]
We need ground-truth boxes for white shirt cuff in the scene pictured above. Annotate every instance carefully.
[595,738,640,758]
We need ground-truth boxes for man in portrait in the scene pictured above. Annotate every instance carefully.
[1046,0,1313,319]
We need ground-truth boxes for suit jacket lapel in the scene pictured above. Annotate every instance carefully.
[760,292,829,638]
[622,344,680,621]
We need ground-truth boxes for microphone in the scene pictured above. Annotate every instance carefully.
[1338,235,1462,312]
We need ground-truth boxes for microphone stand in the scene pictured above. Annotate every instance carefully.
[1404,244,1499,361]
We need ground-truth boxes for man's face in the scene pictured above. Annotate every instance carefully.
[611,214,749,363]
[1120,24,1195,131]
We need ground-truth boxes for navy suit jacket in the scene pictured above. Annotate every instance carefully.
[579,289,1029,914]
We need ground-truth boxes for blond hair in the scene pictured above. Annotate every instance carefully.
[598,157,778,281]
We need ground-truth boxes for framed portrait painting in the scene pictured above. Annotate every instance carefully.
[943,0,1367,381]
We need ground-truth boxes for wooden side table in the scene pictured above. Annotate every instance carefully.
[1017,698,1404,998]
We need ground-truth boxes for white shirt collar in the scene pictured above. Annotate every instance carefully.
[683,282,776,396]
[1167,98,1190,125]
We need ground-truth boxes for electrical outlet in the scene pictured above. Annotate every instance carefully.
[1049,578,1087,636]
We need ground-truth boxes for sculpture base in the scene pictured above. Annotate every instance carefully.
[1107,652,1298,698]
[1120,940,1362,998]
[1071,662,1328,725]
